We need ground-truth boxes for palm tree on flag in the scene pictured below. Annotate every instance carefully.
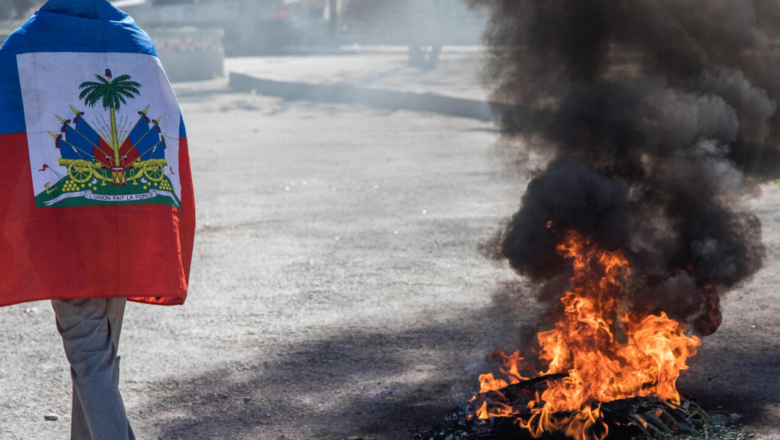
[79,69,142,167]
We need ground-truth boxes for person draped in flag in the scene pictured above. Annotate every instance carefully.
[0,0,196,439]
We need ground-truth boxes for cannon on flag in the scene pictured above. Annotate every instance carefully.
[52,105,168,187]
[36,69,179,208]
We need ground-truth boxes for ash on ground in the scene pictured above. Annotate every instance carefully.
[412,400,751,440]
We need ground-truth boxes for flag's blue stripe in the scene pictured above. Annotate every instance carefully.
[0,7,158,136]
[130,115,159,161]
[179,115,187,140]
[75,116,101,147]
[152,138,166,160]
[5,12,158,57]
[63,125,95,160]
[0,52,24,135]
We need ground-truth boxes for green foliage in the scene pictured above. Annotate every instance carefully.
[79,74,142,112]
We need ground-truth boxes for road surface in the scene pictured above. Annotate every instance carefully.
[0,77,779,440]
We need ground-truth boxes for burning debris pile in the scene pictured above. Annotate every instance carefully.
[418,0,780,439]
[468,231,703,439]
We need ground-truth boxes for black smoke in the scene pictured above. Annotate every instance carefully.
[472,0,780,335]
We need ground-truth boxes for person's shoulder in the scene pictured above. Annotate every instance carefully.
[0,14,37,53]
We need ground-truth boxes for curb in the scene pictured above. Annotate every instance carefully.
[229,72,496,121]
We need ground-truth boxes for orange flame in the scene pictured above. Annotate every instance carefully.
[473,230,701,440]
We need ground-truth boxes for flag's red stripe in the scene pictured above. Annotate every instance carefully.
[0,132,195,307]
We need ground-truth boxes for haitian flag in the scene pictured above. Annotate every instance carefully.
[0,0,195,307]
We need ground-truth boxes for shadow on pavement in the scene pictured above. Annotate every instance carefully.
[139,299,780,440]
[140,306,521,440]
[680,340,780,426]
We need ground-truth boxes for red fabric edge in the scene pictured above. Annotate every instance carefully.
[0,133,195,308]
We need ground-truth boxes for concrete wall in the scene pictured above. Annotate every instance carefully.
[1,27,223,83]
[148,28,225,82]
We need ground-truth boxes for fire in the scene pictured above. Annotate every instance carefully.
[472,230,701,440]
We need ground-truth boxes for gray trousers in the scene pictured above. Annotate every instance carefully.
[51,298,136,440]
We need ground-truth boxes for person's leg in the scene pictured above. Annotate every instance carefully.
[70,298,135,440]
[52,299,134,440]
[69,382,89,440]
[106,298,135,440]
[106,298,125,353]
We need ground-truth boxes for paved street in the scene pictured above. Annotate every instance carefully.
[0,64,780,440]
[0,76,528,440]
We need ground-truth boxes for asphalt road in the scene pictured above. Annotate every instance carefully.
[1,78,779,440]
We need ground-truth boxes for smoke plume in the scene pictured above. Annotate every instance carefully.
[472,0,780,335]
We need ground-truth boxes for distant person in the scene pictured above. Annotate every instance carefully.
[0,0,196,438]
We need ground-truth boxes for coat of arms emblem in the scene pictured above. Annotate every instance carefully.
[35,69,180,208]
